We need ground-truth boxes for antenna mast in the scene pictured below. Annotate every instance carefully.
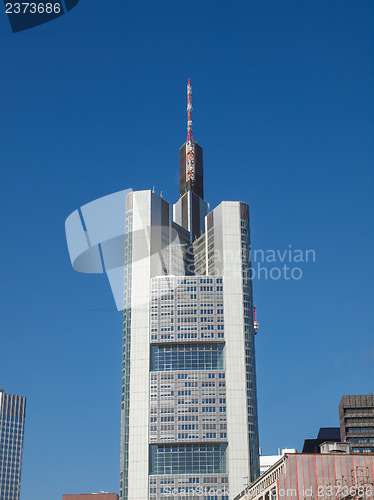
[186,78,195,182]
[187,78,193,142]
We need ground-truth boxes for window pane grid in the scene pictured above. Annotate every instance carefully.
[151,344,224,371]
[150,444,227,475]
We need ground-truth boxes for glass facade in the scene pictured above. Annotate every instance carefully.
[0,390,26,500]
[151,344,224,372]
[150,444,227,475]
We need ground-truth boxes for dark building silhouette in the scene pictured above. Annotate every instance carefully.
[302,427,341,453]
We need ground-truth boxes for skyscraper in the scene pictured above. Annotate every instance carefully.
[0,389,26,500]
[120,80,259,500]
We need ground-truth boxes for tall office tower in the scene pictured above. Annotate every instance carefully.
[120,81,259,500]
[339,395,374,454]
[0,389,26,500]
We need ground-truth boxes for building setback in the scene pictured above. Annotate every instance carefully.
[0,389,26,500]
[119,80,260,499]
[339,395,374,454]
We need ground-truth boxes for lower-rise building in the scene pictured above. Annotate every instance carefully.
[260,449,296,475]
[339,395,374,454]
[235,451,374,500]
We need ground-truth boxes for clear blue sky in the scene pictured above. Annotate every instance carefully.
[0,1,373,499]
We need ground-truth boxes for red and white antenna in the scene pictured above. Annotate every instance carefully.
[187,78,193,142]
[186,78,195,182]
